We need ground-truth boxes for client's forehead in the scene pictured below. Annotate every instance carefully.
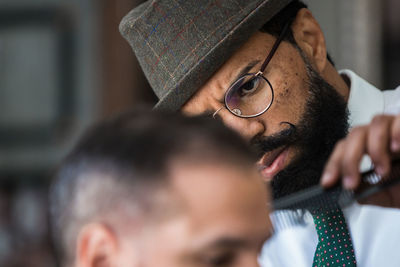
[167,160,268,224]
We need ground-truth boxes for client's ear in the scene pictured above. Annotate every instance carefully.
[76,223,118,267]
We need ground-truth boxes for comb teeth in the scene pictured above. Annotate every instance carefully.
[270,160,400,233]
[363,170,381,184]
[270,209,309,233]
[273,160,400,211]
[272,185,353,211]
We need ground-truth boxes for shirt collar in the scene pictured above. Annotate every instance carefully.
[339,69,385,128]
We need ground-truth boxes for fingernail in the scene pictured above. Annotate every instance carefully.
[391,140,400,152]
[321,172,332,185]
[376,165,385,177]
[343,176,354,189]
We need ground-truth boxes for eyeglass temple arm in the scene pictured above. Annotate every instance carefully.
[259,21,292,73]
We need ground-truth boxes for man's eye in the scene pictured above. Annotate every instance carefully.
[239,78,260,96]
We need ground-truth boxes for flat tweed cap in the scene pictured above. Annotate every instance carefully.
[120,0,293,112]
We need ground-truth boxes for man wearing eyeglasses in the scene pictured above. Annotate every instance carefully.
[120,0,400,266]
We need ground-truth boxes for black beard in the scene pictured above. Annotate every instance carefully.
[251,62,349,199]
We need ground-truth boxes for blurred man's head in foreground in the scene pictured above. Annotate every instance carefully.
[50,110,272,267]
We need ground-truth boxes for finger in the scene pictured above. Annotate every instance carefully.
[340,126,368,189]
[321,140,346,188]
[391,115,400,153]
[367,115,392,178]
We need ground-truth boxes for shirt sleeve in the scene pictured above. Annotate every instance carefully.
[383,86,400,115]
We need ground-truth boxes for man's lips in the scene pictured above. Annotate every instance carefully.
[256,146,290,181]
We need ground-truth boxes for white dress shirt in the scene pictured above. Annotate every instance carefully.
[260,70,400,267]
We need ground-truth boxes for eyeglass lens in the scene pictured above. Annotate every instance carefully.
[225,74,273,117]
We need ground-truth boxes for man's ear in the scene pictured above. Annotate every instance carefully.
[76,223,118,267]
[291,8,327,73]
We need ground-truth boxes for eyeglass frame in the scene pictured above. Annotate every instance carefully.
[222,21,292,118]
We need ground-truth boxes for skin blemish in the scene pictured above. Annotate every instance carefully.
[277,87,291,100]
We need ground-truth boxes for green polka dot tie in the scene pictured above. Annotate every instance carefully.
[311,207,357,267]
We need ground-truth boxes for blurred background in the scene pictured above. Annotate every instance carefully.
[0,0,399,266]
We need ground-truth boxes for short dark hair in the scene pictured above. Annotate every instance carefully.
[260,0,335,65]
[49,110,256,266]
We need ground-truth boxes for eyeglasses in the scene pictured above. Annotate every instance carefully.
[223,21,291,118]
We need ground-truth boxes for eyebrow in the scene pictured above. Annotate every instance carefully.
[232,59,261,84]
[186,237,247,256]
[206,238,247,249]
[192,232,271,251]
[182,232,272,264]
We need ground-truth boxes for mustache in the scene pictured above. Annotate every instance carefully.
[250,122,297,158]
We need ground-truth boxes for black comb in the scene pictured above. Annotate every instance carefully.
[270,160,400,231]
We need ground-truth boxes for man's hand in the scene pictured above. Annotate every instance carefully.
[321,114,400,207]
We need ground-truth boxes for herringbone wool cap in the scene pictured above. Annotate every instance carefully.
[120,0,292,112]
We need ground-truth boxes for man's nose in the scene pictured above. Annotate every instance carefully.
[216,108,265,140]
